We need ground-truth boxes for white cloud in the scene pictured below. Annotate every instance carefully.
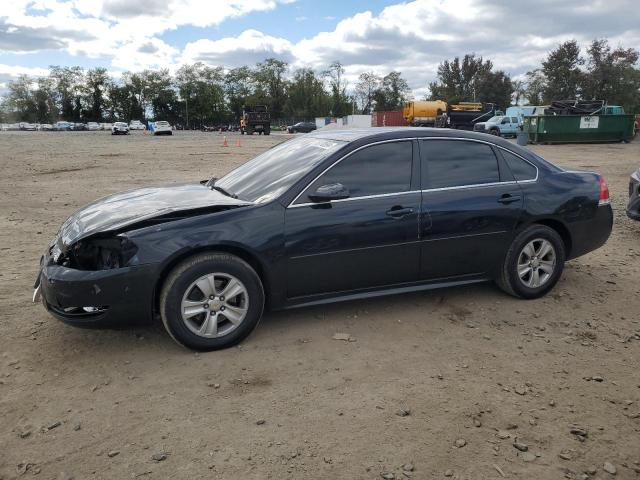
[181,30,295,67]
[0,0,294,69]
[1,0,640,99]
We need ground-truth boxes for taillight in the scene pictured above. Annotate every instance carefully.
[598,176,610,206]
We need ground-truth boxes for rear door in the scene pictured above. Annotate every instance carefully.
[418,138,523,280]
[284,139,421,298]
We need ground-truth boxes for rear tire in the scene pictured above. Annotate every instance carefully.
[160,253,265,351]
[496,225,565,299]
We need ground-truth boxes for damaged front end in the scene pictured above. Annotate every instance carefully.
[35,232,155,326]
[34,182,254,327]
[55,235,138,271]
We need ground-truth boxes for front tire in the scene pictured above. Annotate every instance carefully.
[160,253,265,351]
[497,225,565,299]
[489,128,501,136]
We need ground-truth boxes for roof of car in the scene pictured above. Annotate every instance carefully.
[307,127,505,143]
[304,126,540,162]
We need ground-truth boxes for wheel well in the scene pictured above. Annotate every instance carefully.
[152,246,270,315]
[528,219,572,257]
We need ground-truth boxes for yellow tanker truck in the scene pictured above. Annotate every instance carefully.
[403,100,448,126]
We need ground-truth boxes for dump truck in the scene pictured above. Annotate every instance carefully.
[439,102,496,130]
[402,100,447,126]
[240,105,271,135]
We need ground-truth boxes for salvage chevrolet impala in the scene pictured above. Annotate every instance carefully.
[34,128,613,350]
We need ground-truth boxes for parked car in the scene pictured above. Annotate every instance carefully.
[54,121,73,131]
[288,121,317,133]
[72,123,87,131]
[100,123,113,131]
[152,121,172,135]
[627,168,640,221]
[39,124,54,131]
[129,120,146,130]
[87,122,101,131]
[33,128,613,351]
[473,115,520,137]
[19,122,37,131]
[111,122,130,135]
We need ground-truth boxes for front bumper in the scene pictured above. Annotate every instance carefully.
[626,171,640,221]
[36,254,157,328]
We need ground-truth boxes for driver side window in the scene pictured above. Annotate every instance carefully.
[298,141,413,203]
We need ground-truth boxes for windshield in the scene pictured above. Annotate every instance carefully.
[214,136,346,203]
[487,116,504,123]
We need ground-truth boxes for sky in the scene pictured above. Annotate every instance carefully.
[1,0,639,98]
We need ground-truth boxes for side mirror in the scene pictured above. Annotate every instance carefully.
[308,183,350,202]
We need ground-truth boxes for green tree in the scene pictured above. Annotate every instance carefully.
[355,71,381,114]
[582,38,640,113]
[428,54,513,108]
[34,76,57,123]
[50,66,84,120]
[541,40,583,101]
[523,69,546,105]
[84,67,109,121]
[252,58,288,120]
[176,63,226,127]
[324,61,351,116]
[224,66,253,120]
[286,68,331,119]
[373,71,411,110]
[6,75,37,122]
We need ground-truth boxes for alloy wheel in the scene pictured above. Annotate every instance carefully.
[181,273,249,338]
[517,238,556,289]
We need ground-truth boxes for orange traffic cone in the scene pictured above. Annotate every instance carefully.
[236,137,241,147]
[223,136,228,147]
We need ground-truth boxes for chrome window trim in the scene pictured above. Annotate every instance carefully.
[290,189,422,209]
[421,181,517,193]
[286,135,539,209]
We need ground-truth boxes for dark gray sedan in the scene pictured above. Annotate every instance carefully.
[288,122,317,133]
[627,168,640,220]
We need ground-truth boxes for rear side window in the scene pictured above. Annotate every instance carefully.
[304,141,412,200]
[421,140,500,189]
[501,149,537,181]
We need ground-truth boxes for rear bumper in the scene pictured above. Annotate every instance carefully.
[567,205,613,259]
[626,172,640,220]
[37,259,157,328]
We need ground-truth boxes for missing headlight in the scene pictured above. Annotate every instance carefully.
[59,235,138,271]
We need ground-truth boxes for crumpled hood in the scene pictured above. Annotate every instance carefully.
[58,182,252,248]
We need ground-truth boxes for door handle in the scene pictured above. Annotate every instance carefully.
[498,193,521,204]
[386,206,414,218]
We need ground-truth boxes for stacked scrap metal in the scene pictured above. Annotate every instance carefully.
[544,100,605,116]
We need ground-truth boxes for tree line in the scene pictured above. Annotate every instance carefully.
[1,38,638,126]
[428,39,640,114]
[0,60,410,127]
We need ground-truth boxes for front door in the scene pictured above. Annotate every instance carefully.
[418,138,523,280]
[284,140,421,298]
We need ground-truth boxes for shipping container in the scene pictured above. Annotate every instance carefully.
[372,111,408,127]
[524,114,636,143]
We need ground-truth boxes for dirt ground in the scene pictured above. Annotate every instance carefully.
[1,130,639,480]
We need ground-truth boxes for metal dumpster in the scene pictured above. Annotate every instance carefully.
[524,114,636,143]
